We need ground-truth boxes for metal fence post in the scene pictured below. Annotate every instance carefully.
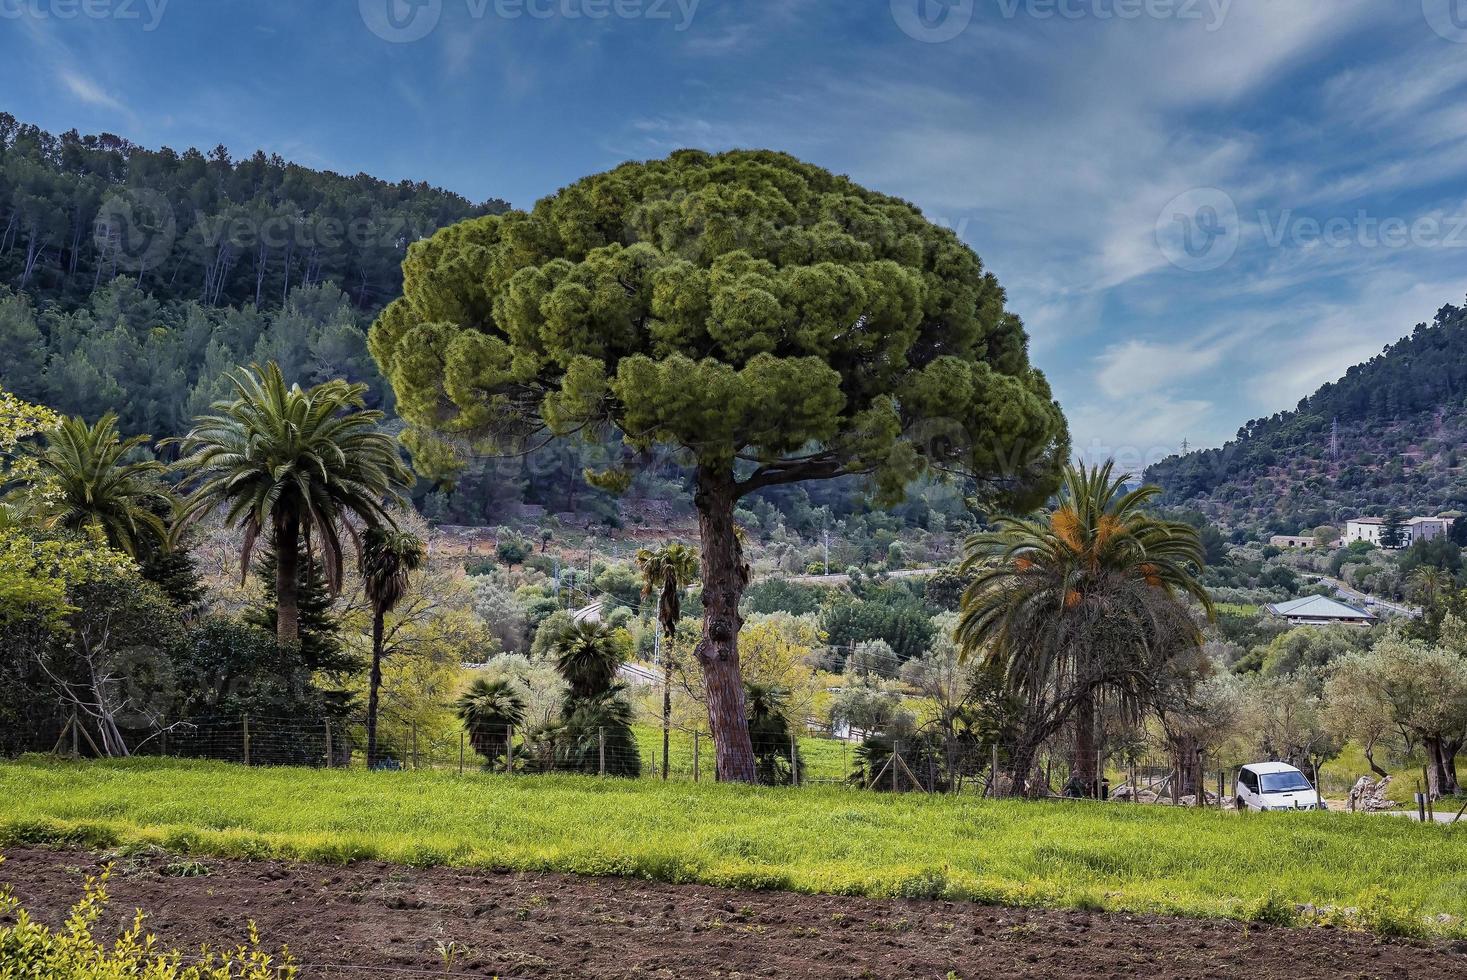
[507,724,514,773]
[790,734,799,788]
[243,715,251,766]
[412,723,419,770]
[693,732,700,782]
[598,727,606,777]
[990,744,1000,799]
[892,741,901,792]
[325,720,333,768]
[71,715,79,759]
[459,732,465,775]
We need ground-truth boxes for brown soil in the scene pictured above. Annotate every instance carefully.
[3,846,1465,979]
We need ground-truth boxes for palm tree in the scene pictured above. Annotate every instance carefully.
[455,677,527,769]
[553,620,625,701]
[171,363,412,645]
[362,527,427,768]
[635,542,698,779]
[550,620,642,777]
[16,414,171,557]
[745,682,803,786]
[956,461,1212,797]
[557,691,642,777]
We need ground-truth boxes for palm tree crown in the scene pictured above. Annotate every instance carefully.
[363,527,428,615]
[171,362,413,643]
[635,542,699,638]
[957,461,1213,700]
[553,620,626,701]
[17,413,171,557]
[456,676,528,765]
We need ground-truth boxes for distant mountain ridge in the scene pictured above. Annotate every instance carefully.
[1146,300,1467,532]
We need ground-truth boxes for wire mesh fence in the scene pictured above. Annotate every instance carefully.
[32,705,1381,815]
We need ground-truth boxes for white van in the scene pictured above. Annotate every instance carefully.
[1235,762,1324,811]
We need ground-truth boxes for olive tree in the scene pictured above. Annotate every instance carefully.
[370,150,1068,782]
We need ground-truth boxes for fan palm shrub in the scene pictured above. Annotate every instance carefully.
[850,732,946,793]
[548,620,641,777]
[171,363,412,645]
[745,682,803,786]
[555,691,642,777]
[455,677,527,769]
[553,620,624,700]
[956,461,1212,796]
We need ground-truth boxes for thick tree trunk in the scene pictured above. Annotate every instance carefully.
[1443,737,1463,796]
[1005,739,1039,798]
[275,512,301,646]
[1425,737,1455,799]
[1072,692,1098,797]
[366,607,385,768]
[693,467,757,784]
[1172,735,1203,799]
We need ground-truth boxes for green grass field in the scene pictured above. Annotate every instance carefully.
[1,757,1464,936]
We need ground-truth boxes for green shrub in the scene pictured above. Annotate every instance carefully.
[1247,890,1298,927]
[0,858,295,978]
[1357,886,1429,939]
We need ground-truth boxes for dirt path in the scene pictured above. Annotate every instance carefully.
[3,846,1464,979]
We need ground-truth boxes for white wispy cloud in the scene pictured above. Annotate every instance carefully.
[60,70,128,113]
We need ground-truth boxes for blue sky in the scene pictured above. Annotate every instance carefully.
[6,0,1467,470]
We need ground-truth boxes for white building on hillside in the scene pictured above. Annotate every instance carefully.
[1345,518,1385,545]
[1345,515,1452,549]
[1407,516,1451,544]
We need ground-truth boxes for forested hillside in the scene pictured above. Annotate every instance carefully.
[1147,301,1467,531]
[0,115,974,552]
[0,113,505,438]
[0,113,505,310]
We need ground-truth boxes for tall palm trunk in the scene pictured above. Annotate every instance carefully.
[366,606,386,767]
[694,467,757,784]
[1072,691,1098,797]
[275,510,301,645]
[662,654,672,781]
